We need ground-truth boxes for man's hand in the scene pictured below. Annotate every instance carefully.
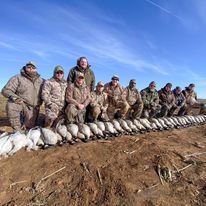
[101,107,107,112]
[15,98,24,105]
[78,104,85,110]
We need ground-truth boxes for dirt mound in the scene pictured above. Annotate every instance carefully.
[1,124,206,206]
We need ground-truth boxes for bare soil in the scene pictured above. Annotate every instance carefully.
[1,95,206,206]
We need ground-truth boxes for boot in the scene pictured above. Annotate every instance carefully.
[44,119,53,128]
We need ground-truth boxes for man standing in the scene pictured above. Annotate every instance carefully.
[67,57,95,92]
[141,81,161,118]
[182,83,198,115]
[1,61,43,132]
[65,73,91,123]
[90,81,109,122]
[124,79,143,119]
[41,66,67,127]
[104,75,129,120]
[158,83,175,117]
[168,86,186,116]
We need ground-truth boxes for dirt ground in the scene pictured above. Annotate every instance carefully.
[1,95,206,206]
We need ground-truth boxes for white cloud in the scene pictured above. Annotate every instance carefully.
[145,0,184,22]
[0,41,20,51]
[0,1,189,77]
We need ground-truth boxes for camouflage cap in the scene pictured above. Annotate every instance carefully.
[149,81,156,86]
[189,83,195,87]
[97,81,104,87]
[165,83,172,88]
[54,65,64,73]
[130,79,136,83]
[111,75,119,81]
[176,86,181,91]
[26,61,36,68]
[76,72,84,79]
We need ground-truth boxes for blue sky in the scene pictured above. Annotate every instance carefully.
[0,0,206,98]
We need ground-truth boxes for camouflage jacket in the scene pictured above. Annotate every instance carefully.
[182,87,197,103]
[67,66,95,92]
[158,87,175,108]
[124,86,143,106]
[90,91,108,111]
[104,82,125,106]
[66,82,91,107]
[173,89,186,107]
[2,69,43,107]
[41,78,67,110]
[140,87,159,108]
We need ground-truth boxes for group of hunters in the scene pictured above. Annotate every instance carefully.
[1,57,199,133]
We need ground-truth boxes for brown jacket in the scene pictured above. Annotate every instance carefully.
[158,87,175,108]
[66,82,91,107]
[2,69,43,107]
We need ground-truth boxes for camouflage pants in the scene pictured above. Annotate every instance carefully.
[44,106,64,127]
[107,101,130,120]
[168,105,187,116]
[127,102,143,119]
[6,101,39,132]
[65,104,86,123]
[90,105,109,121]
[158,105,171,117]
[180,103,199,115]
[141,105,161,119]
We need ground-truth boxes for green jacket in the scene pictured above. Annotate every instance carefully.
[67,66,95,92]
[140,87,159,108]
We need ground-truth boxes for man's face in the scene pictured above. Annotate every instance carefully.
[77,77,84,85]
[129,81,136,88]
[111,79,118,87]
[97,85,104,92]
[55,70,64,80]
[165,86,171,92]
[25,65,37,73]
[79,58,88,69]
[149,84,156,91]
[189,86,195,91]
[176,89,181,94]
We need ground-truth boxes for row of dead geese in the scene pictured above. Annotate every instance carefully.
[0,115,206,157]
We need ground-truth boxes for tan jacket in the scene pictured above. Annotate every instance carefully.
[2,69,43,107]
[182,87,197,104]
[90,91,108,111]
[124,86,143,106]
[66,82,91,107]
[104,82,125,106]
[42,78,67,110]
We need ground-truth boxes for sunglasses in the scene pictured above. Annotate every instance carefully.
[56,71,64,74]
[26,66,36,69]
[150,85,156,87]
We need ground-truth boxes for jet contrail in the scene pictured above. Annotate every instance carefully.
[145,0,184,22]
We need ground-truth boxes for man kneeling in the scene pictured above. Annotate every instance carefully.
[90,81,109,122]
[65,73,91,124]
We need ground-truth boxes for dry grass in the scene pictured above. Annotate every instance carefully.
[0,93,7,117]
